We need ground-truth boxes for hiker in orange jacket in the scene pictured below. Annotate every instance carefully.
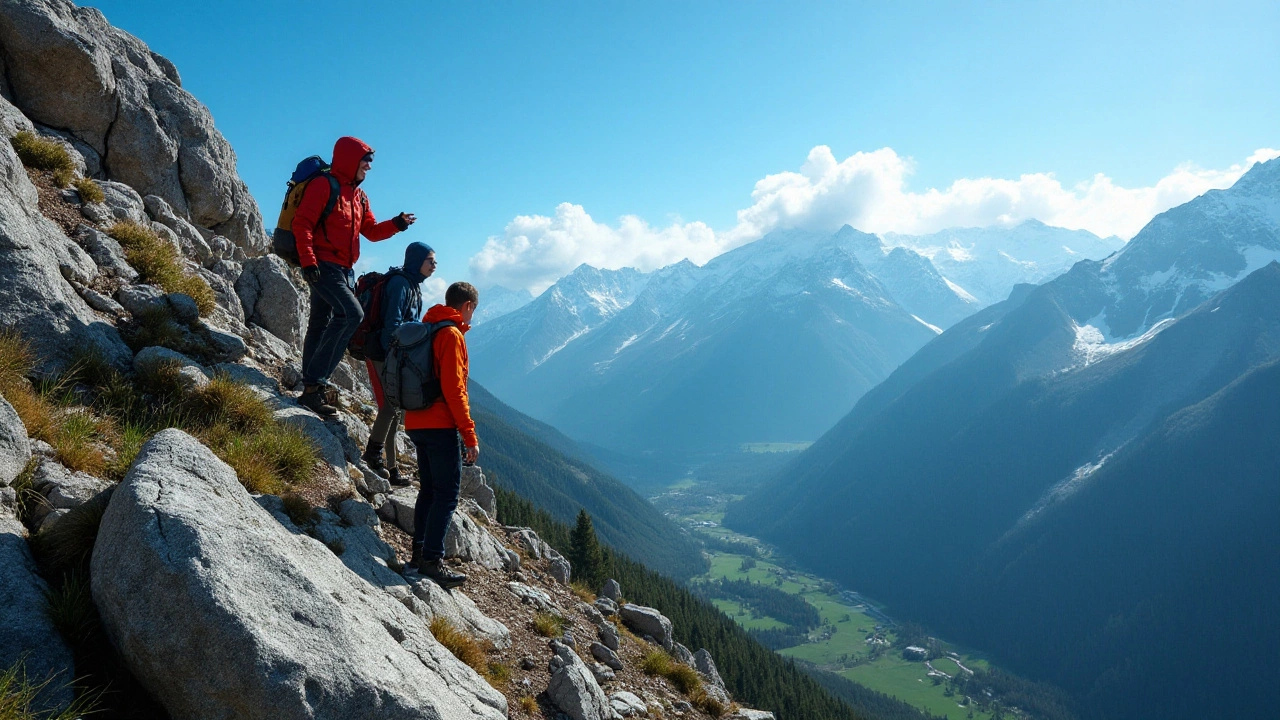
[293,136,415,417]
[403,282,480,588]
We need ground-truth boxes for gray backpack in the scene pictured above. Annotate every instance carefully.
[381,320,457,411]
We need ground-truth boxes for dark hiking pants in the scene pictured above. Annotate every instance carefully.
[301,261,362,387]
[366,359,402,470]
[408,428,461,561]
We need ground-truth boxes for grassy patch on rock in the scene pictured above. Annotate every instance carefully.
[72,177,104,205]
[0,331,114,475]
[9,131,73,187]
[107,221,215,316]
[429,617,509,689]
[532,611,568,638]
[0,658,98,720]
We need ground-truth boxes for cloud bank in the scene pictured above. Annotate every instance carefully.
[470,146,1280,293]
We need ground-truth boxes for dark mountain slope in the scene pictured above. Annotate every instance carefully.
[966,356,1280,719]
[468,381,706,579]
[725,263,1280,719]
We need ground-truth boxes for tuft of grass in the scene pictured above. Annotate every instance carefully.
[46,410,111,476]
[204,422,317,494]
[666,663,703,694]
[10,459,41,527]
[570,581,596,603]
[104,423,147,481]
[279,494,317,528]
[30,492,110,578]
[485,662,510,691]
[121,305,189,354]
[73,176,104,205]
[641,648,703,696]
[0,329,35,396]
[10,131,72,173]
[517,695,539,715]
[429,617,490,677]
[691,688,726,717]
[532,612,568,638]
[641,649,674,677]
[0,335,114,475]
[188,374,273,432]
[51,167,73,189]
[42,570,99,647]
[107,221,215,316]
[324,539,346,556]
[0,658,98,720]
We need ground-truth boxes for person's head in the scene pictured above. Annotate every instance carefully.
[355,152,373,183]
[445,282,479,324]
[331,136,374,185]
[403,242,435,280]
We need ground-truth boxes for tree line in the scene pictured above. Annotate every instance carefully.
[496,486,942,720]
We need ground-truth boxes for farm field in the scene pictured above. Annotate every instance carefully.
[656,484,998,720]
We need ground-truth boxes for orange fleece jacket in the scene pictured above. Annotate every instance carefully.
[402,304,477,447]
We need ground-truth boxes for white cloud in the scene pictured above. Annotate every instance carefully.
[469,147,1280,293]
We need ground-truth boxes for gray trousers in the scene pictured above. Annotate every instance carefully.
[367,359,403,472]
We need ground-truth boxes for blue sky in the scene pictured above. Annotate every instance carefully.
[88,0,1279,294]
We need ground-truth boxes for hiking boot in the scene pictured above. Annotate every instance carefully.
[298,385,338,418]
[420,558,467,589]
[388,470,411,487]
[322,382,340,406]
[362,443,390,479]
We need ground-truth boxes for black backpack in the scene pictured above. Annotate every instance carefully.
[381,320,458,411]
[347,269,419,362]
[271,156,341,267]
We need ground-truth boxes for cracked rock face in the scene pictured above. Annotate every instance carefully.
[91,429,506,720]
[547,640,618,720]
[0,0,266,252]
[0,103,133,372]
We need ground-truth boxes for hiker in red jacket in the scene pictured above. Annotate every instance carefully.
[293,136,415,417]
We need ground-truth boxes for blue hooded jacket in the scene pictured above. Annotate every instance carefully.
[376,242,433,359]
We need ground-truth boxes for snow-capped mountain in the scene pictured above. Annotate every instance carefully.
[726,157,1280,720]
[838,226,980,329]
[466,265,647,392]
[1083,156,1280,339]
[885,220,1123,306]
[470,285,533,326]
[470,228,942,453]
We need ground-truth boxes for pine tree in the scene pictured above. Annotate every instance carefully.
[568,508,605,589]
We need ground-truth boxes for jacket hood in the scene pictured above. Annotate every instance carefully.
[331,136,373,185]
[424,304,468,332]
[402,242,434,284]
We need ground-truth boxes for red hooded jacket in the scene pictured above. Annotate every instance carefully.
[292,136,403,269]
[403,305,477,447]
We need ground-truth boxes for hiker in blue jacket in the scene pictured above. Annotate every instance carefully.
[363,241,436,485]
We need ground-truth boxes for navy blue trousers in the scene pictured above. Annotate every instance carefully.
[301,261,362,387]
[408,428,462,561]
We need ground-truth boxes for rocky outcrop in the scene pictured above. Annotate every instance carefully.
[133,345,209,390]
[694,648,726,691]
[460,465,496,518]
[0,513,76,713]
[29,458,111,530]
[511,526,572,584]
[600,577,622,601]
[609,691,648,718]
[619,604,674,650]
[0,395,30,486]
[91,429,506,720]
[235,255,306,348]
[548,640,619,720]
[0,96,132,371]
[445,499,520,571]
[0,0,266,251]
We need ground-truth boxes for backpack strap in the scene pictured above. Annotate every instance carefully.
[315,174,340,243]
